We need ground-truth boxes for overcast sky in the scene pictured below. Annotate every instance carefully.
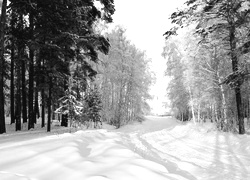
[110,0,186,114]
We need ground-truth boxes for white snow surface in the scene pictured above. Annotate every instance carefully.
[0,116,250,180]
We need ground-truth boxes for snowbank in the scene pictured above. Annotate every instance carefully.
[0,128,185,180]
[141,120,250,180]
[1,116,250,180]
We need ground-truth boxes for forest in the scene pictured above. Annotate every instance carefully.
[1,1,250,179]
[163,0,250,134]
[0,0,153,134]
[2,0,250,136]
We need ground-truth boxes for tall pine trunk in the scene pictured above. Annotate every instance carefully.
[47,77,52,132]
[41,88,45,128]
[35,55,41,120]
[33,82,37,124]
[28,50,34,129]
[230,25,245,134]
[61,81,68,127]
[0,0,7,134]
[40,46,45,128]
[28,12,35,130]
[10,29,15,124]
[41,63,45,128]
[22,56,27,123]
[15,47,22,131]
[15,13,25,131]
[34,87,40,119]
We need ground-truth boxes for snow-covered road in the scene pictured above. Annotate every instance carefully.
[118,116,250,180]
[0,116,250,180]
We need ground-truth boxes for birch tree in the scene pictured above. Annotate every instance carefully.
[97,27,153,127]
[165,0,250,134]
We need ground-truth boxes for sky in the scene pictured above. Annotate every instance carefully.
[110,0,186,114]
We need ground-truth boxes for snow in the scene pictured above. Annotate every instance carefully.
[0,116,250,180]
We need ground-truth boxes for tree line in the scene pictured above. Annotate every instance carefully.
[96,27,154,128]
[164,0,250,134]
[0,1,154,134]
[0,0,115,134]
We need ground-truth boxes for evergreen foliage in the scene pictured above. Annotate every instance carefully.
[84,86,102,128]
[55,76,83,128]
[0,0,115,134]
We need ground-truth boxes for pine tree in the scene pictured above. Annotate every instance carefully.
[55,75,83,130]
[0,0,7,134]
[84,86,102,128]
[1,0,114,133]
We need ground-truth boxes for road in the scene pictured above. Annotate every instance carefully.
[117,116,250,180]
[0,116,249,180]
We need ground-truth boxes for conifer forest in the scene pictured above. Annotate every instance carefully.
[0,0,154,134]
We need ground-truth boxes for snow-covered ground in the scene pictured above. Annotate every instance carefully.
[0,116,250,180]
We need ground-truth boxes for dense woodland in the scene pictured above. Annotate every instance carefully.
[96,27,153,128]
[2,0,250,135]
[0,0,153,134]
[164,0,250,134]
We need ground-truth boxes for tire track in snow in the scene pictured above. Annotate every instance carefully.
[141,130,214,167]
[139,135,206,169]
[121,132,197,180]
[141,128,250,180]
[168,129,249,170]
[116,117,250,180]
[164,129,250,162]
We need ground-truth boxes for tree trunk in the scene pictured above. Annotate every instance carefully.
[229,25,245,134]
[15,13,26,131]
[0,0,7,134]
[235,87,244,134]
[41,88,45,128]
[111,82,114,110]
[22,55,27,123]
[34,88,39,119]
[35,57,41,120]
[61,81,68,127]
[188,86,196,125]
[61,114,68,127]
[248,97,250,127]
[220,83,228,129]
[41,49,45,128]
[33,81,38,124]
[197,104,201,123]
[47,77,52,132]
[15,48,22,131]
[28,12,35,130]
[52,104,55,120]
[115,82,124,128]
[10,29,15,125]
